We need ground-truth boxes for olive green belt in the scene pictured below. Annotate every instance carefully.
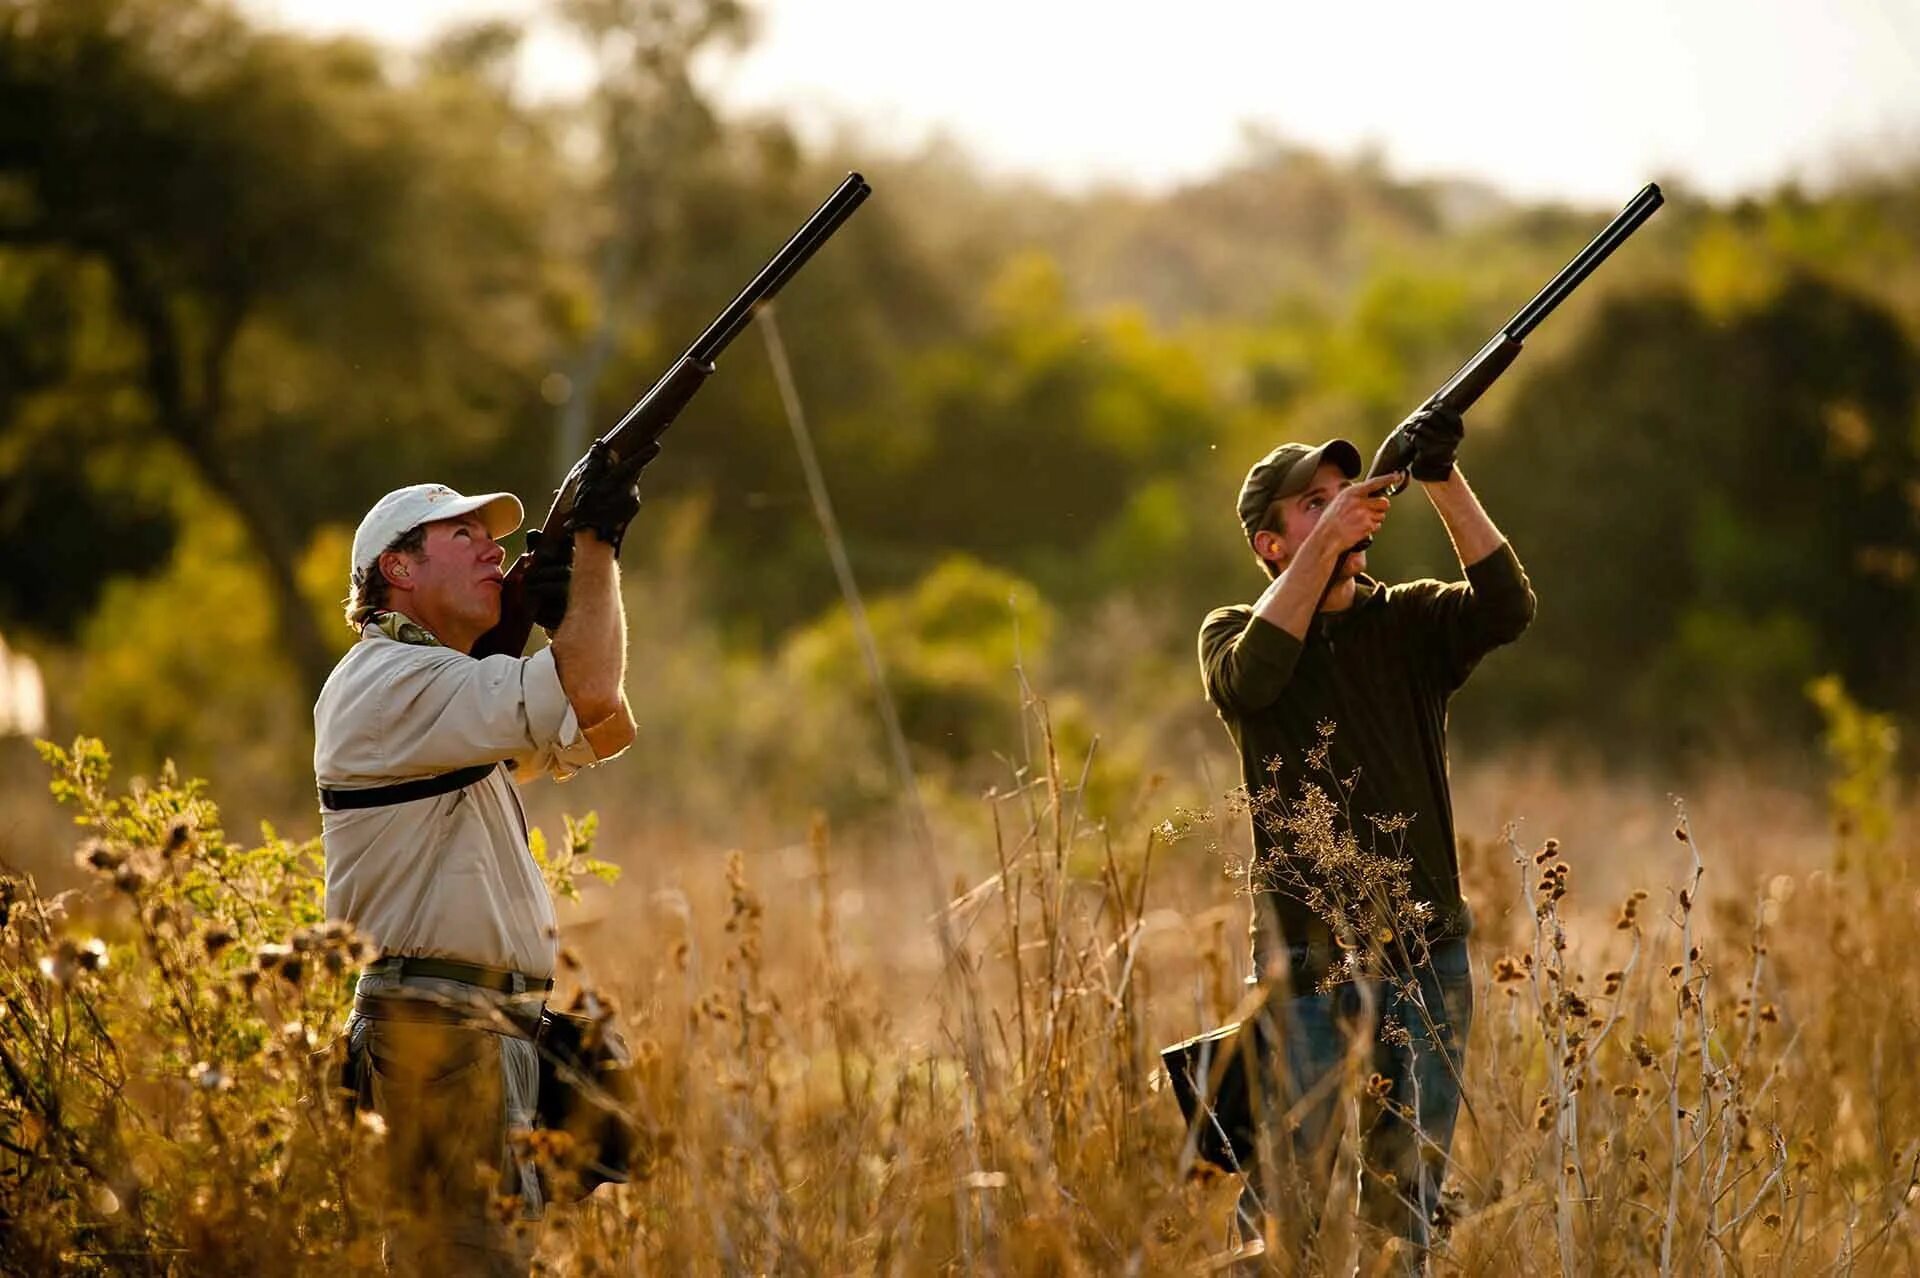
[362,953,553,994]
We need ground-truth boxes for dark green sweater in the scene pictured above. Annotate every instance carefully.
[1198,544,1535,979]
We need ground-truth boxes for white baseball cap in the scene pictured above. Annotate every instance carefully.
[349,483,524,582]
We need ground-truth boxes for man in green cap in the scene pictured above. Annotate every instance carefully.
[1198,405,1534,1269]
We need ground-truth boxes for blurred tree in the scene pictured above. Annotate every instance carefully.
[0,0,560,693]
[1473,274,1920,756]
[540,0,750,478]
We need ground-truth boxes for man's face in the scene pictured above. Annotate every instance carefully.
[1255,463,1366,578]
[387,513,506,636]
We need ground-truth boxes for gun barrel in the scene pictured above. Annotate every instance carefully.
[1505,182,1664,342]
[688,173,872,366]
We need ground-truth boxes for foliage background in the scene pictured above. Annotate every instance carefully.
[3,0,1916,829]
[0,0,1917,1270]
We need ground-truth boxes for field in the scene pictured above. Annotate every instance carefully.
[2,690,1914,1277]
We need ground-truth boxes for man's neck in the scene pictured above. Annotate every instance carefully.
[1319,577,1360,614]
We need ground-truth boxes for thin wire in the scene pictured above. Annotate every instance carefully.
[755,306,932,858]
[757,305,993,1267]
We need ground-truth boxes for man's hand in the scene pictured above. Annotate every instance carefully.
[568,438,663,555]
[1403,403,1465,483]
[1303,472,1400,561]
[522,528,575,633]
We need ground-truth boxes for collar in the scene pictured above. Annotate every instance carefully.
[363,610,442,648]
[1308,574,1382,638]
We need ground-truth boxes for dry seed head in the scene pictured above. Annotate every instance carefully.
[75,840,126,874]
[191,1061,233,1092]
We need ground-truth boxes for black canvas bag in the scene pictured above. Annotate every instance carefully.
[1160,1019,1265,1173]
[534,1006,644,1200]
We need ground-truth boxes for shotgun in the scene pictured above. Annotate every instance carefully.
[1364,182,1665,494]
[472,172,872,659]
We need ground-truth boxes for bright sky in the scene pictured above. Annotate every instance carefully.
[245,0,1920,203]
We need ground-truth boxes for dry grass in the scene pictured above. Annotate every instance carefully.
[2,693,1916,1275]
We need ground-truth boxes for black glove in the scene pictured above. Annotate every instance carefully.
[1402,403,1465,482]
[522,528,575,633]
[567,438,662,555]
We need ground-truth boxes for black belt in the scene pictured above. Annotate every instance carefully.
[319,763,499,811]
[363,954,553,994]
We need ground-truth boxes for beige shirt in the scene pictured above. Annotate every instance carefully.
[314,629,605,978]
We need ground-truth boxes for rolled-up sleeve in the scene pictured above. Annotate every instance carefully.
[513,648,603,780]
[1199,606,1305,715]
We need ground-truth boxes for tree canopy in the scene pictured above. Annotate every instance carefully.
[3,0,1916,803]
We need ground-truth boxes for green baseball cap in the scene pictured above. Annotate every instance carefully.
[1236,439,1363,544]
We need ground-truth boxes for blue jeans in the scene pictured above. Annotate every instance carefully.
[1239,938,1474,1269]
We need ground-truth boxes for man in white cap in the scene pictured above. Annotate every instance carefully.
[315,441,654,1274]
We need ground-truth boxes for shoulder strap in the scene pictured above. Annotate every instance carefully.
[319,762,499,812]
